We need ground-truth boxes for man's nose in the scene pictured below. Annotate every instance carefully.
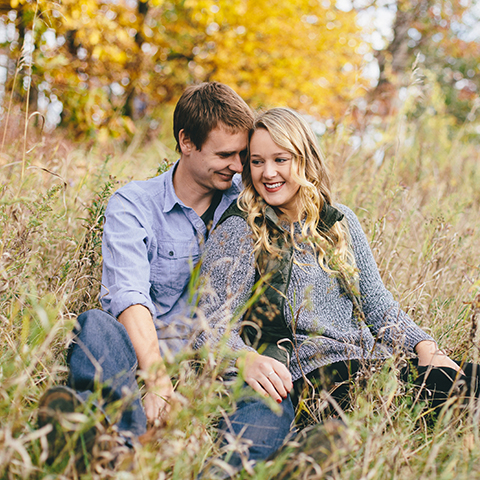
[230,153,243,174]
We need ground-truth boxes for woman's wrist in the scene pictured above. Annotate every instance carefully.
[415,340,439,356]
[415,340,448,365]
[235,350,259,369]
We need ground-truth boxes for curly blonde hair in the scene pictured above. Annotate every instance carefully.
[238,108,349,270]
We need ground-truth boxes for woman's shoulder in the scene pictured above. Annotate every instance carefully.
[214,212,249,234]
[334,203,362,228]
[207,213,252,249]
[333,203,371,250]
[333,203,377,266]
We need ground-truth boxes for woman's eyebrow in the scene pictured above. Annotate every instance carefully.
[250,151,291,157]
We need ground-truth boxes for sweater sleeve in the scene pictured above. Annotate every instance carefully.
[194,215,257,356]
[338,204,435,353]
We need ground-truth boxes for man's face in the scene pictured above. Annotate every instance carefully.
[181,125,248,192]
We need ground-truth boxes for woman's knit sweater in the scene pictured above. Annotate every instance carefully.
[195,204,434,382]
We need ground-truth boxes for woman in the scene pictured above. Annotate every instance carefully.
[195,108,476,430]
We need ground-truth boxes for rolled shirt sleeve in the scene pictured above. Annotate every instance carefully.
[101,189,157,318]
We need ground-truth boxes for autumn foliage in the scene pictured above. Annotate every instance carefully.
[4,0,369,138]
[1,0,479,140]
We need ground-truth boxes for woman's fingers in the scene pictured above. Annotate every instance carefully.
[247,378,270,398]
[245,370,284,402]
[433,354,465,376]
[274,363,293,392]
[241,351,293,401]
[260,377,284,402]
[266,364,293,398]
[262,370,288,400]
[416,341,466,376]
[253,371,287,403]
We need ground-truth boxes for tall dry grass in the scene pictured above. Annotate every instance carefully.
[1,76,480,479]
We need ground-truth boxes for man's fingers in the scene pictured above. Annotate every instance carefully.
[144,391,172,425]
[146,403,169,426]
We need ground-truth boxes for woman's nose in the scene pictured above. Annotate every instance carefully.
[262,160,277,179]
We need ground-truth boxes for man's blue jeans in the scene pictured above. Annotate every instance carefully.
[67,309,147,436]
[67,309,294,464]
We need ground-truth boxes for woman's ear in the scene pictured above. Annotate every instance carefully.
[178,129,193,155]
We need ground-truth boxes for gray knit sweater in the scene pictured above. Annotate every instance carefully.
[195,204,434,382]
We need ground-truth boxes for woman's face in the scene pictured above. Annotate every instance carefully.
[249,128,301,220]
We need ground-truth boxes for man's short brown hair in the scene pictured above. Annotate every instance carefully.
[173,82,254,152]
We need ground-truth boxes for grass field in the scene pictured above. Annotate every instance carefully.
[1,84,480,479]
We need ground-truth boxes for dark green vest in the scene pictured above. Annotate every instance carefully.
[216,201,346,366]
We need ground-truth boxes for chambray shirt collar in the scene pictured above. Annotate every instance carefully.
[222,175,242,203]
[162,159,242,214]
[163,160,182,213]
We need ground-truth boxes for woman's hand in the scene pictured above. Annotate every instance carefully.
[236,351,293,403]
[415,340,464,375]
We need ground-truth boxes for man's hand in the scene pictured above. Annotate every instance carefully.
[415,340,464,375]
[118,305,175,425]
[143,371,175,426]
[236,351,293,403]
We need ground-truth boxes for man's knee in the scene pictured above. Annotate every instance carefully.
[76,309,118,334]
[70,309,137,368]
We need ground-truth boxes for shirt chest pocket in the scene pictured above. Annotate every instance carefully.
[150,241,201,297]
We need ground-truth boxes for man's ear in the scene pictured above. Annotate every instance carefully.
[179,129,193,155]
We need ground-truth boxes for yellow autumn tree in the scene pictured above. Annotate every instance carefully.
[5,0,369,138]
[183,0,368,118]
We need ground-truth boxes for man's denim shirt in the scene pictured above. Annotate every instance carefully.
[100,162,241,353]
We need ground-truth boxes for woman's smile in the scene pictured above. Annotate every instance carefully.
[264,182,285,192]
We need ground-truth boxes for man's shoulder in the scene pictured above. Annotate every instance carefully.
[104,172,173,226]
[113,172,168,204]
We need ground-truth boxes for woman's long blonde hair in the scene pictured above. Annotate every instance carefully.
[238,108,349,270]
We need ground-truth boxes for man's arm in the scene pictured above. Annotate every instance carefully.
[118,304,174,424]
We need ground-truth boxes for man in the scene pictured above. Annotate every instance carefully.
[94,80,254,429]
[38,83,298,474]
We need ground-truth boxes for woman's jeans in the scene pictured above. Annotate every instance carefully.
[67,309,294,463]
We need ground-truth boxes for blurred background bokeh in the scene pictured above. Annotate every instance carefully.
[1,0,479,142]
